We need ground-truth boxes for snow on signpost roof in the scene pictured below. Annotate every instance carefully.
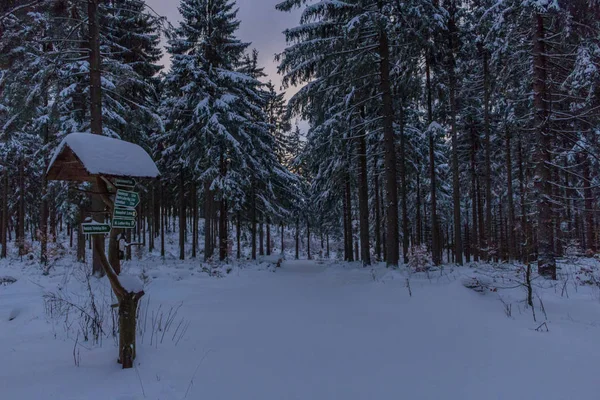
[47,133,160,181]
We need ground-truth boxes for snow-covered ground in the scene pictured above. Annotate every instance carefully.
[1,246,600,399]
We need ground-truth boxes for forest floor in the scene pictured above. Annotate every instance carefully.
[1,243,600,399]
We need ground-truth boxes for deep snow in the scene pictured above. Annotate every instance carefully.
[1,251,600,399]
[47,132,160,179]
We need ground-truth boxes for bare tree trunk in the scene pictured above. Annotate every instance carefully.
[179,170,185,260]
[506,129,516,260]
[399,103,409,264]
[219,155,228,261]
[17,159,25,257]
[236,212,241,259]
[307,218,311,260]
[148,187,154,253]
[583,152,595,255]
[40,176,48,265]
[108,227,122,275]
[357,130,371,266]
[160,183,165,257]
[518,135,527,262]
[381,182,387,262]
[281,222,284,255]
[251,188,257,260]
[295,216,299,260]
[416,173,422,246]
[374,158,381,260]
[88,0,105,276]
[426,56,440,265]
[192,182,197,258]
[470,127,479,261]
[483,46,492,262]
[1,168,7,258]
[259,221,264,256]
[379,29,399,267]
[344,174,354,262]
[41,98,49,265]
[266,219,271,255]
[204,180,212,261]
[448,4,463,265]
[77,209,86,262]
[533,13,556,279]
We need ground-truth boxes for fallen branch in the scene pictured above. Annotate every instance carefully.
[535,322,549,332]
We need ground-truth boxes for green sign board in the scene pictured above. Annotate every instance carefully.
[114,178,136,188]
[81,223,111,234]
[112,218,136,229]
[115,189,140,209]
[113,208,137,219]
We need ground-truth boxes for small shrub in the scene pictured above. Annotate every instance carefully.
[408,244,433,272]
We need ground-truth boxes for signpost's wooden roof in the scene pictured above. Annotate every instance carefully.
[46,133,160,181]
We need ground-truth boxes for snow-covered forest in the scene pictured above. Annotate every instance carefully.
[2,0,600,398]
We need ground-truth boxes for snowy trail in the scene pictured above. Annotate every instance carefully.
[1,259,599,399]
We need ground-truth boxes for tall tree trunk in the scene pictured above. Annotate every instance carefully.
[148,187,154,253]
[374,159,381,260]
[192,182,197,258]
[357,129,371,266]
[533,13,556,279]
[77,212,86,262]
[1,168,7,258]
[259,221,264,256]
[379,29,399,267]
[88,0,105,276]
[381,182,387,262]
[583,152,595,255]
[506,129,516,260]
[219,155,228,261]
[483,47,492,262]
[416,173,422,246]
[179,170,185,260]
[307,218,311,260]
[280,222,284,255]
[17,158,25,257]
[266,219,271,255]
[204,181,212,261]
[345,174,354,262]
[160,183,165,258]
[426,56,440,265]
[470,127,479,261]
[448,5,463,265]
[399,103,410,264]
[40,94,49,266]
[518,135,527,262]
[154,181,160,237]
[41,169,48,265]
[295,216,299,260]
[236,212,241,259]
[251,188,257,260]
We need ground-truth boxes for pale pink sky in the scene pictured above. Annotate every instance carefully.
[146,0,302,92]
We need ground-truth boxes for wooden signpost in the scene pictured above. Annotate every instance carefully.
[46,133,160,369]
